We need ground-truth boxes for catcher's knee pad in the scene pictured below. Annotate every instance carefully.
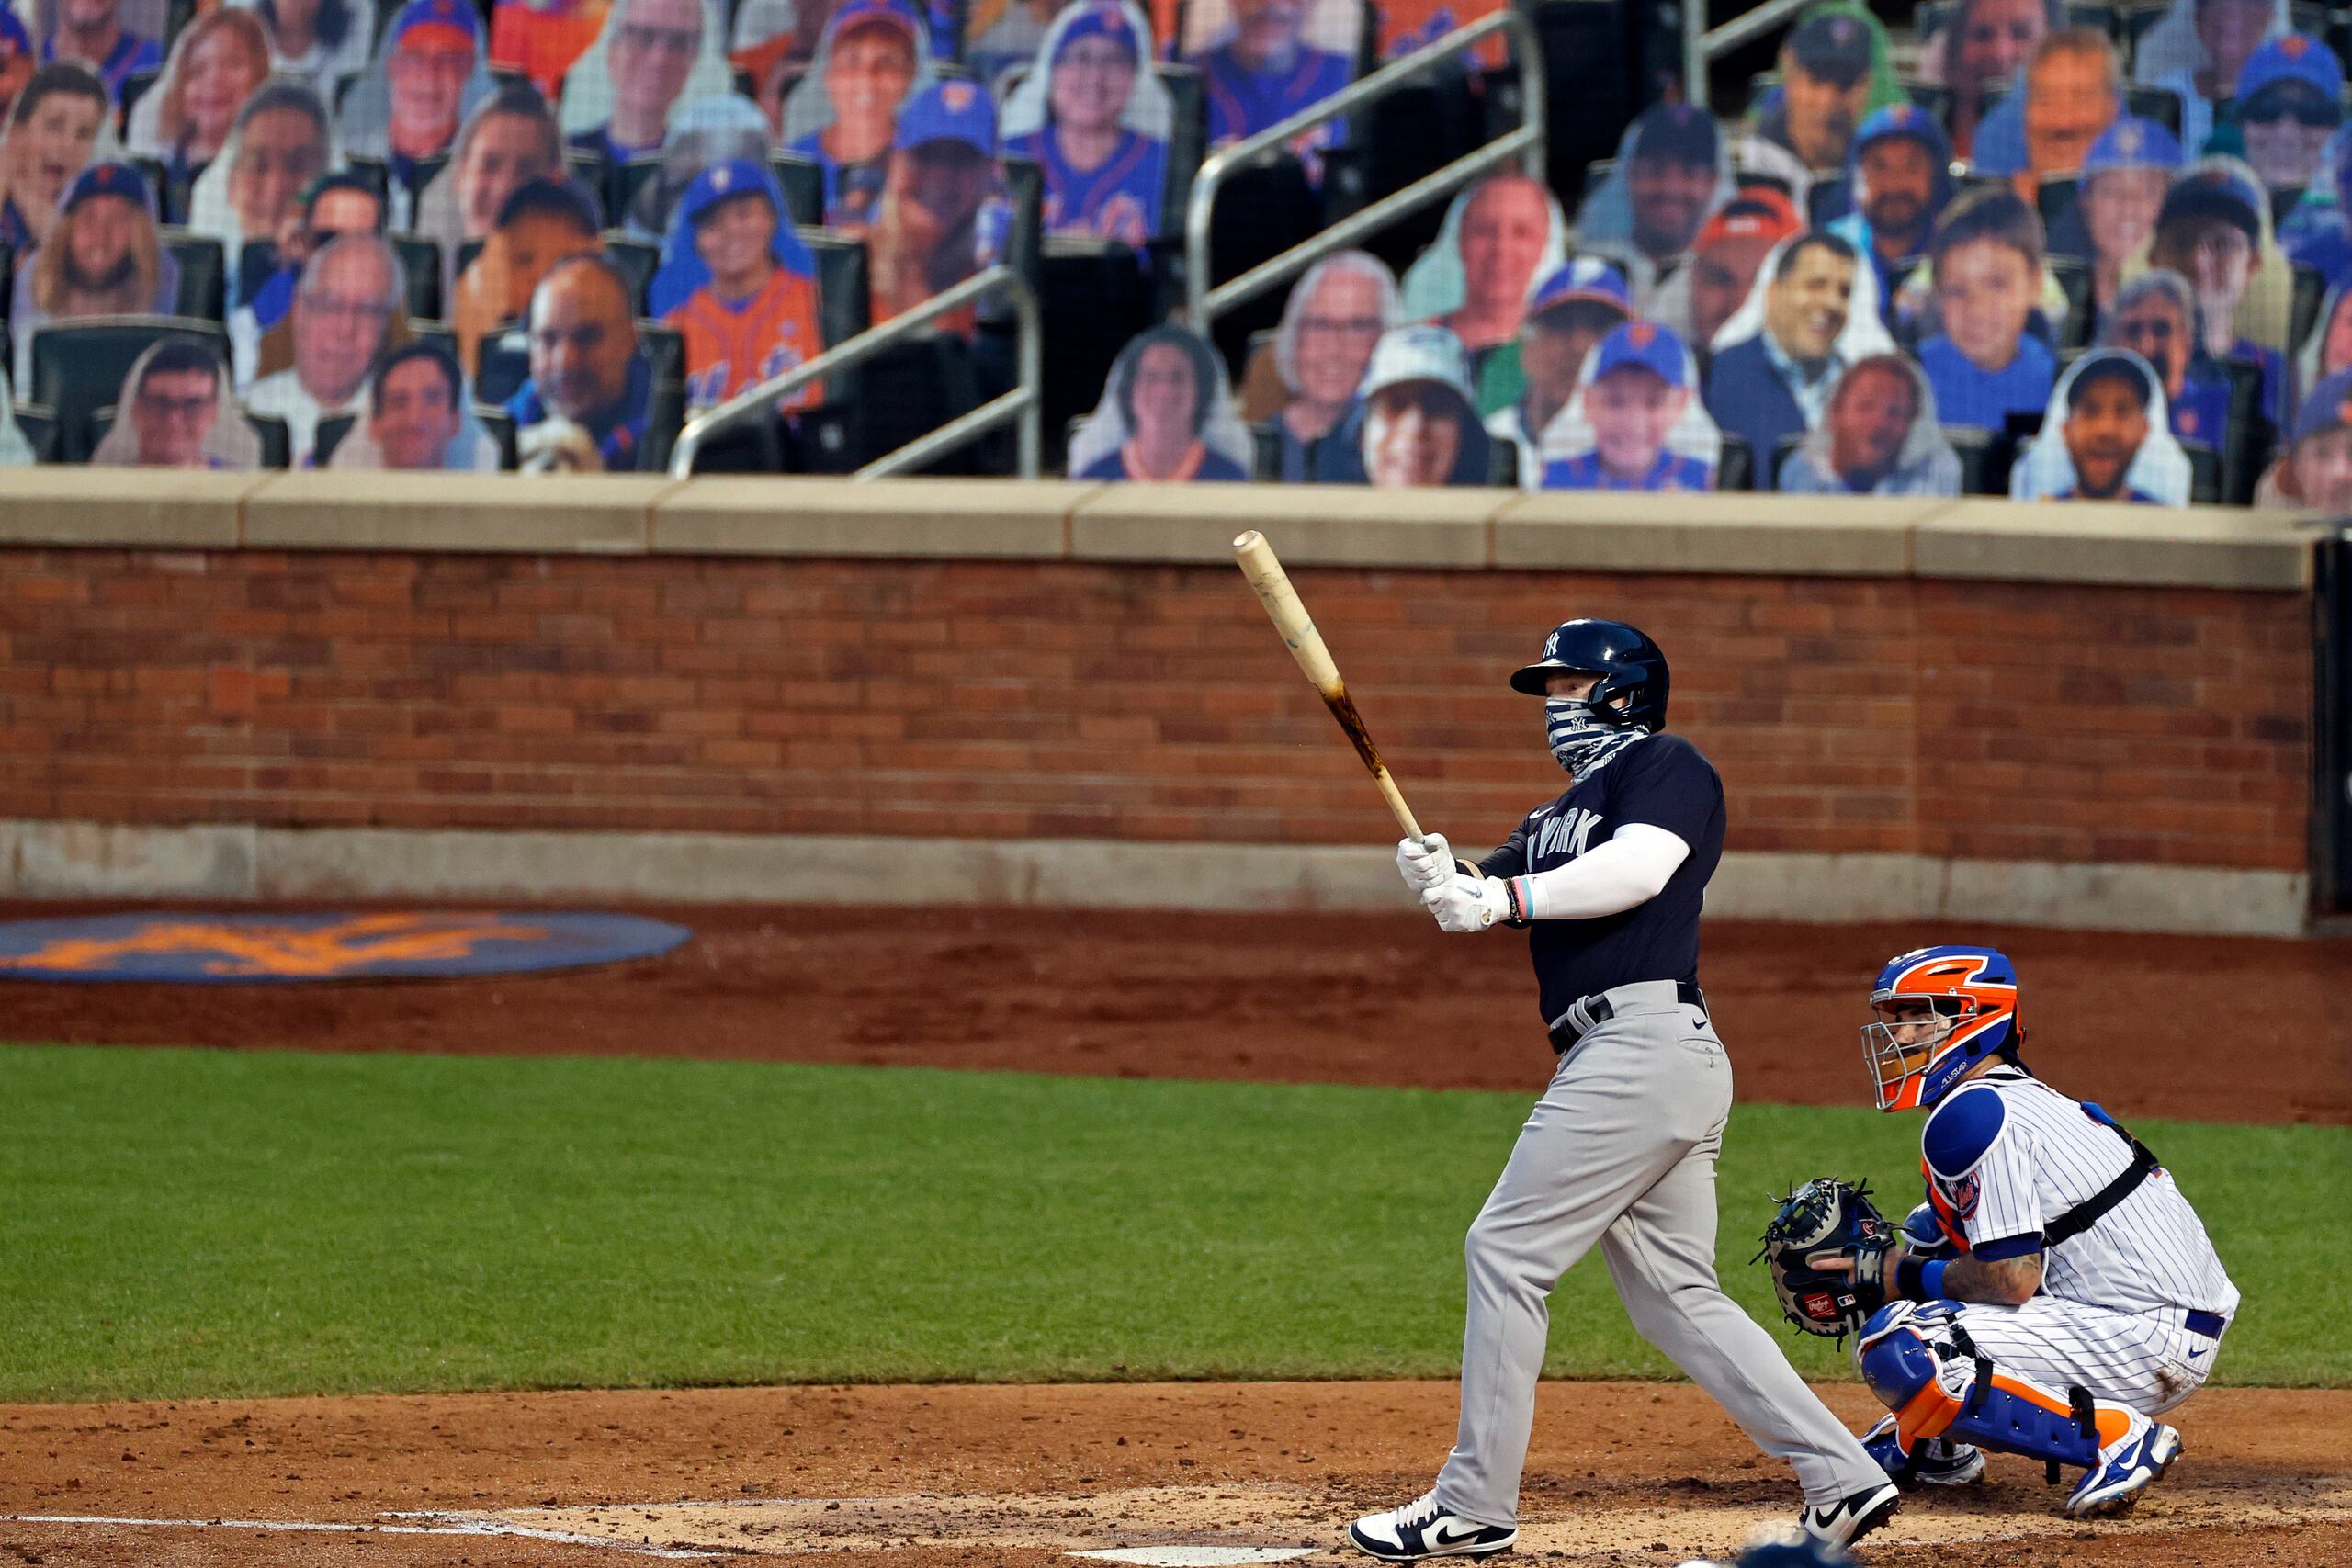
[1857,1303,2133,1469]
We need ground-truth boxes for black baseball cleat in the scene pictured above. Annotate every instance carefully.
[1798,1481,1901,1549]
[1347,1491,1518,1560]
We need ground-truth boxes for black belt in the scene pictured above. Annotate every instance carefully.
[2186,1310,2226,1339]
[1547,980,1708,1053]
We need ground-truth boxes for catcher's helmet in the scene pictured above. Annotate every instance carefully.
[1507,618,1669,730]
[1863,945,2021,1111]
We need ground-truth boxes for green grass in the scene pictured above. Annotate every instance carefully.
[0,1043,2341,1403]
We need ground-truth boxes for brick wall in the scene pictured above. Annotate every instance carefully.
[0,547,2312,874]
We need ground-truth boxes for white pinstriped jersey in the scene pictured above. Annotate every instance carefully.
[1922,1066,2239,1322]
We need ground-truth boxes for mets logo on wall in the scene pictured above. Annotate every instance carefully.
[0,911,690,984]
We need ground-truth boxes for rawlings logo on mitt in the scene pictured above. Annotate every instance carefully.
[1755,1178,1899,1340]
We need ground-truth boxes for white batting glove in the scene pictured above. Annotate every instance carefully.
[1396,833,1454,893]
[1422,873,1509,932]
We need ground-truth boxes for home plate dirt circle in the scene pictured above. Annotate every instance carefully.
[397,1476,2352,1560]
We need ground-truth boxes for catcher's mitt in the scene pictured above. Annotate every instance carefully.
[1756,1178,1899,1340]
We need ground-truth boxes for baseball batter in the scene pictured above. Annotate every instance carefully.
[1348,619,1899,1562]
[1831,945,2239,1513]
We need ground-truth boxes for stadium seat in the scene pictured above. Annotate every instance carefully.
[1036,237,1155,470]
[1718,434,1753,492]
[799,228,872,349]
[119,69,162,128]
[1157,62,1207,222]
[478,405,518,469]
[1532,0,1640,211]
[237,237,278,305]
[2064,2,2118,34]
[2046,254,2094,348]
[2037,175,2079,232]
[1773,430,1804,491]
[1807,174,1850,228]
[2291,262,2326,357]
[475,329,528,403]
[1198,152,1319,370]
[314,410,356,463]
[2272,183,2305,231]
[604,234,659,314]
[1903,80,1954,127]
[1250,418,1283,479]
[1486,434,1521,487]
[389,231,443,321]
[618,156,664,221]
[2182,436,2221,503]
[565,146,617,221]
[772,154,824,227]
[160,229,226,322]
[127,156,178,224]
[31,315,230,462]
[407,153,450,203]
[344,157,391,204]
[1352,75,1484,272]
[1944,423,1996,494]
[2126,85,2183,137]
[2218,355,2270,506]
[844,332,981,471]
[0,238,13,321]
[11,400,57,462]
[1735,169,1794,199]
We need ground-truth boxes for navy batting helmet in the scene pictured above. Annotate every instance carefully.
[1508,618,1670,730]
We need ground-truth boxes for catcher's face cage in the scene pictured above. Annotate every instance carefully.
[1862,998,1968,1111]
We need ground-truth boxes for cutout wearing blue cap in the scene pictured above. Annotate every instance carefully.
[2226,33,2345,193]
[1542,321,1719,492]
[894,77,995,156]
[1827,102,1954,294]
[1001,0,1170,248]
[1525,257,1632,319]
[650,158,823,411]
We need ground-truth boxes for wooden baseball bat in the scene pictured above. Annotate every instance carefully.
[1231,530,1427,843]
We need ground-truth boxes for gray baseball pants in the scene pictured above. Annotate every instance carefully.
[1432,981,1887,1526]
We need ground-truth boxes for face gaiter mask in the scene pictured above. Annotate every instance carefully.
[1545,696,1644,779]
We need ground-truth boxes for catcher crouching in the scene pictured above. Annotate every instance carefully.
[1759,944,2239,1518]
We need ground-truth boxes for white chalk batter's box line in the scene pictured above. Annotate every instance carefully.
[0,1510,1317,1563]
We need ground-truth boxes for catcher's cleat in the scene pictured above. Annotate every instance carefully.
[1862,1413,1986,1488]
[1798,1481,1900,1550]
[1346,1492,1517,1561]
[2066,1416,2181,1519]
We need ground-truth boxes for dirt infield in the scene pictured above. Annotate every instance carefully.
[1,1381,2347,1567]
[2,905,2346,1123]
[4,906,2346,1566]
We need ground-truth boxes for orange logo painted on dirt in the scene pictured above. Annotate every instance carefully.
[0,913,554,978]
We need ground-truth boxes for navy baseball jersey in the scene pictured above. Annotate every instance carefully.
[1479,732,1724,1023]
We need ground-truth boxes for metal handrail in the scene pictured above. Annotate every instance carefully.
[667,263,1042,479]
[1683,0,1811,110]
[1182,6,1545,335]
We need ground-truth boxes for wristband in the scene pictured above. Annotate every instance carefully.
[1896,1255,1948,1302]
[1503,875,1533,927]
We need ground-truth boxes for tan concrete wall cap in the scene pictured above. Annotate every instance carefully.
[0,467,266,547]
[1496,491,1926,574]
[654,476,1096,558]
[243,470,673,552]
[1915,500,2317,590]
[1070,479,1505,566]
